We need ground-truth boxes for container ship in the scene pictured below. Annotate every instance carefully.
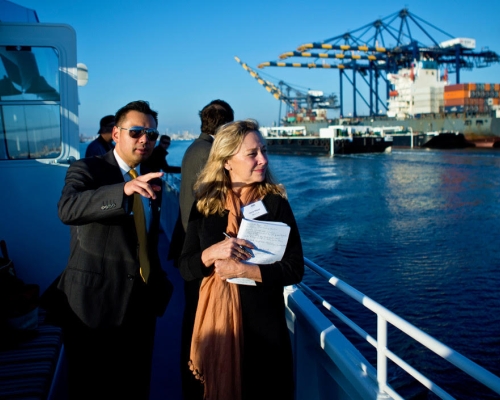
[281,60,500,148]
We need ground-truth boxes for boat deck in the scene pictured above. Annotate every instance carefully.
[150,231,184,400]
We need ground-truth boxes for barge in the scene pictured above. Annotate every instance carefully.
[262,125,392,156]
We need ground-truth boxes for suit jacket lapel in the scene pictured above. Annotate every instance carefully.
[102,151,125,183]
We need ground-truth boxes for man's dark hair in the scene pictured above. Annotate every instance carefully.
[160,134,171,144]
[199,99,234,136]
[115,100,158,127]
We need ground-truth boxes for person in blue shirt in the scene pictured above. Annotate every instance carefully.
[85,115,115,157]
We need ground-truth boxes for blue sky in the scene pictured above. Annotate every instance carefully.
[12,0,500,137]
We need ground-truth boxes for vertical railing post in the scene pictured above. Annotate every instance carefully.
[377,315,388,389]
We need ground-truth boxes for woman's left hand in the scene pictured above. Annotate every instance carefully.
[214,258,242,280]
[214,258,262,282]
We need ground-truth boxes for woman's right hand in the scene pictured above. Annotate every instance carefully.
[201,237,252,267]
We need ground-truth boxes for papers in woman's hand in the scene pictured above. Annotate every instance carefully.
[238,219,290,264]
[227,218,290,285]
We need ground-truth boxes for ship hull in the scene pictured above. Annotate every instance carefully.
[284,113,500,147]
[388,133,433,148]
[265,136,391,156]
[371,114,500,146]
[422,133,475,149]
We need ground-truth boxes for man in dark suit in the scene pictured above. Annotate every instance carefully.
[143,134,181,173]
[55,100,173,400]
[178,100,234,232]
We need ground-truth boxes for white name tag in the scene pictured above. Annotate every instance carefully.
[242,200,267,220]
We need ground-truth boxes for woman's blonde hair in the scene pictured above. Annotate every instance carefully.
[194,119,286,217]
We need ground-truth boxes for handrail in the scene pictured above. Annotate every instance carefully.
[300,257,500,398]
[163,173,181,194]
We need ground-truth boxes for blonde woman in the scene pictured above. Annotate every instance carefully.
[178,119,304,400]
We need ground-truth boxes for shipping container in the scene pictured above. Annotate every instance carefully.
[445,83,468,91]
[444,105,465,113]
[444,90,470,99]
[445,98,483,106]
[440,37,476,49]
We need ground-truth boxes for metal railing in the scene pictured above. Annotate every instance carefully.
[299,257,500,399]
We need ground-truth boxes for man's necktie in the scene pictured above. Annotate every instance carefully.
[128,169,150,283]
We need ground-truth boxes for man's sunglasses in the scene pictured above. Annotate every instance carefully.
[118,126,159,141]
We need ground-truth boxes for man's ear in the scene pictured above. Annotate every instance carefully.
[112,127,119,143]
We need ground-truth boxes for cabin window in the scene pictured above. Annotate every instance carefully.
[476,120,484,126]
[0,46,61,160]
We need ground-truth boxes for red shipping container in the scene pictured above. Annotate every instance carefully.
[445,83,466,92]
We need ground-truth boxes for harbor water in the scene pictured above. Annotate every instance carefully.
[167,141,500,399]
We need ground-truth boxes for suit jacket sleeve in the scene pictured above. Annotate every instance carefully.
[58,156,129,225]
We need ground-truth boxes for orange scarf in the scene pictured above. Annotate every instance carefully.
[189,186,260,400]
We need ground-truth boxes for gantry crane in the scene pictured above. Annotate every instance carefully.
[256,8,500,118]
[235,56,339,125]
